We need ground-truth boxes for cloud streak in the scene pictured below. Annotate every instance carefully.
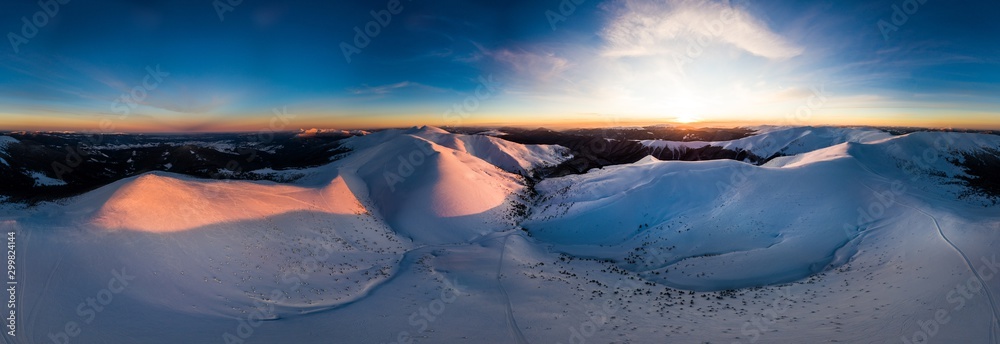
[601,0,803,60]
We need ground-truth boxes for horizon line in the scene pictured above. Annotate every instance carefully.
[2,122,999,135]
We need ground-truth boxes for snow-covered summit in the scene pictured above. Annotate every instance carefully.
[343,125,571,175]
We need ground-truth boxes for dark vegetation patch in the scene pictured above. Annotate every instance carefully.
[0,132,355,204]
[472,126,761,178]
[950,147,1000,205]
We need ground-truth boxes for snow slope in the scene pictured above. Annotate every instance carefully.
[338,133,523,243]
[89,172,366,232]
[8,126,575,339]
[527,131,1000,291]
[6,128,1000,344]
[525,147,875,291]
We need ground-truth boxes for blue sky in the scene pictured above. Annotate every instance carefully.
[1,0,999,131]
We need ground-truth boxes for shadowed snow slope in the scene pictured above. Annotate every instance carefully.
[526,132,1000,291]
[339,133,523,243]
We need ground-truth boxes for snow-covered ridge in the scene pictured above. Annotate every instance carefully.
[0,136,17,148]
[640,126,893,160]
[296,128,371,138]
[0,136,17,166]
[343,126,572,175]
[77,126,566,242]
[473,129,508,137]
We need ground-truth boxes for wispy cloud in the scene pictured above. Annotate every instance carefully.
[489,48,572,82]
[348,81,445,96]
[448,0,829,124]
[350,81,417,95]
[601,0,803,60]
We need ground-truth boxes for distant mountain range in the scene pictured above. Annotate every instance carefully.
[3,125,1000,343]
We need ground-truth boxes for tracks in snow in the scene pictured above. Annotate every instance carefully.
[892,198,999,344]
[496,234,529,344]
[855,159,999,343]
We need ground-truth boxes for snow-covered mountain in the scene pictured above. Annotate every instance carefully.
[640,126,893,161]
[527,132,1000,290]
[75,126,569,241]
[0,135,17,166]
[340,126,571,175]
[296,128,371,138]
[6,126,1000,343]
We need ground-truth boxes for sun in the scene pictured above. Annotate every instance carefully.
[674,114,702,124]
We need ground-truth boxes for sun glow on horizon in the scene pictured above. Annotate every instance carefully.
[673,114,703,124]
